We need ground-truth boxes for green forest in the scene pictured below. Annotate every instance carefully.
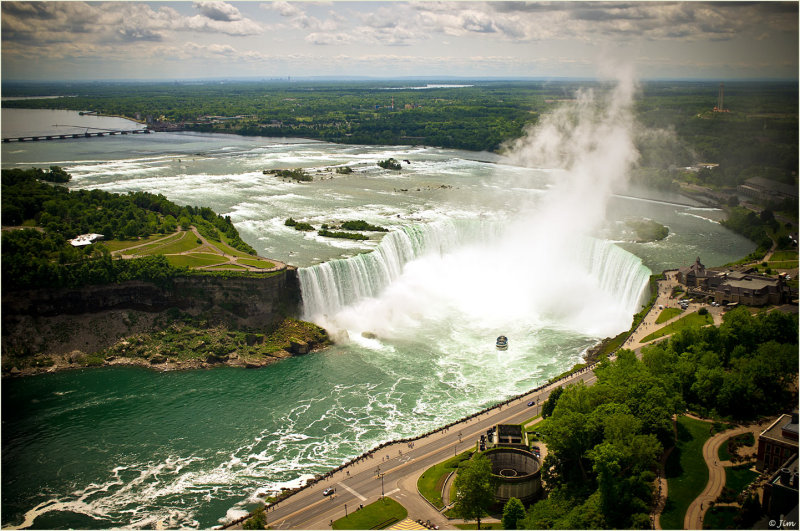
[1,167,256,290]
[522,306,797,529]
[4,80,797,191]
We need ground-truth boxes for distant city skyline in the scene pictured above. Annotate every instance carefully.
[2,1,798,82]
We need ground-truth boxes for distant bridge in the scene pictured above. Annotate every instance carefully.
[3,126,151,143]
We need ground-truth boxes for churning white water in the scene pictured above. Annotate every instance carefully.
[300,74,651,344]
[299,220,651,342]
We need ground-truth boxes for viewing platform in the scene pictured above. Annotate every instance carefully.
[3,128,151,143]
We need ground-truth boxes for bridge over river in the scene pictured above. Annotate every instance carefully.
[3,125,151,143]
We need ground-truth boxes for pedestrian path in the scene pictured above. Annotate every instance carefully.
[684,420,770,530]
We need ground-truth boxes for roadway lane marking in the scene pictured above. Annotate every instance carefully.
[385,488,400,496]
[339,482,367,501]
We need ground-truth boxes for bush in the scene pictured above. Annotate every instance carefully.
[340,220,388,232]
[318,229,368,240]
[377,158,402,170]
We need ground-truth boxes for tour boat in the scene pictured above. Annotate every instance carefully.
[496,336,508,350]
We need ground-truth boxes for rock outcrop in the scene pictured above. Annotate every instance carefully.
[2,269,302,361]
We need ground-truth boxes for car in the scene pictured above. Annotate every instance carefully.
[527,400,535,407]
[323,487,334,496]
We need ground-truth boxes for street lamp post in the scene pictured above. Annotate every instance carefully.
[345,503,347,517]
[377,472,385,499]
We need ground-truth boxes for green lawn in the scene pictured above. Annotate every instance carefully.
[641,311,713,343]
[166,253,229,268]
[218,235,258,258]
[237,257,276,269]
[702,506,738,530]
[417,450,473,509]
[770,250,798,262]
[718,432,755,462]
[137,231,200,256]
[102,232,177,252]
[331,497,407,530]
[656,307,684,324]
[768,260,799,269]
[205,263,248,270]
[725,464,759,494]
[660,415,713,529]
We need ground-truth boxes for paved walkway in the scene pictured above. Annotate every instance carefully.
[683,420,771,530]
[623,271,723,351]
[652,447,673,530]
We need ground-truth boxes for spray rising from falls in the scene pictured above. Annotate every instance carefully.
[300,75,648,341]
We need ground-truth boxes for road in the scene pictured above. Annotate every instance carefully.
[232,368,598,530]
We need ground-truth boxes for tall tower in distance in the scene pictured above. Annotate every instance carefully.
[713,82,730,113]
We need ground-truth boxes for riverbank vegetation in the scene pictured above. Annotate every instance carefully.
[522,305,797,529]
[625,218,669,242]
[1,167,266,290]
[5,80,796,193]
[2,317,329,374]
[266,168,313,182]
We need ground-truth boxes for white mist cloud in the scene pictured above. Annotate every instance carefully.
[304,74,650,342]
[502,72,639,238]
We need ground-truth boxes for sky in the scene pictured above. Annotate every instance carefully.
[1,1,798,82]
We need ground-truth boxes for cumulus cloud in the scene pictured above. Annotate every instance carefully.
[1,0,261,49]
[193,1,243,22]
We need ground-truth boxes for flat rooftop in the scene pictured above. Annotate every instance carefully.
[762,414,800,447]
[725,277,778,290]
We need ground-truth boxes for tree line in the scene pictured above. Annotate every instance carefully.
[519,306,797,529]
[449,305,797,529]
[1,168,256,290]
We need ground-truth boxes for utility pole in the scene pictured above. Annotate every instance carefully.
[377,472,385,499]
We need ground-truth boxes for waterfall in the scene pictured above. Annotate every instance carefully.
[573,236,652,314]
[299,220,499,319]
[299,220,651,328]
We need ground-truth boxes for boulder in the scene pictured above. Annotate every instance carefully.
[205,353,229,364]
[288,338,310,355]
[150,354,167,364]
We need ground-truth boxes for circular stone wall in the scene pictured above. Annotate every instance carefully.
[483,448,541,503]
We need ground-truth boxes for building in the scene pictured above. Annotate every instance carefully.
[761,454,799,524]
[757,412,799,472]
[737,177,799,204]
[678,257,711,288]
[480,424,542,503]
[69,233,104,247]
[677,257,788,306]
[713,273,786,306]
[488,424,529,450]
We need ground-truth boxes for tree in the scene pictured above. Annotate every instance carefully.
[242,507,267,529]
[453,454,497,530]
[502,497,526,530]
[541,386,563,418]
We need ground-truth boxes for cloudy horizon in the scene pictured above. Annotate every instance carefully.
[2,1,798,82]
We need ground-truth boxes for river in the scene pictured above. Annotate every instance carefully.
[1,109,754,529]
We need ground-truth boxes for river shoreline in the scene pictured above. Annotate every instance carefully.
[3,345,328,379]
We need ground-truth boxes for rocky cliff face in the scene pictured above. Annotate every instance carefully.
[2,270,302,359]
